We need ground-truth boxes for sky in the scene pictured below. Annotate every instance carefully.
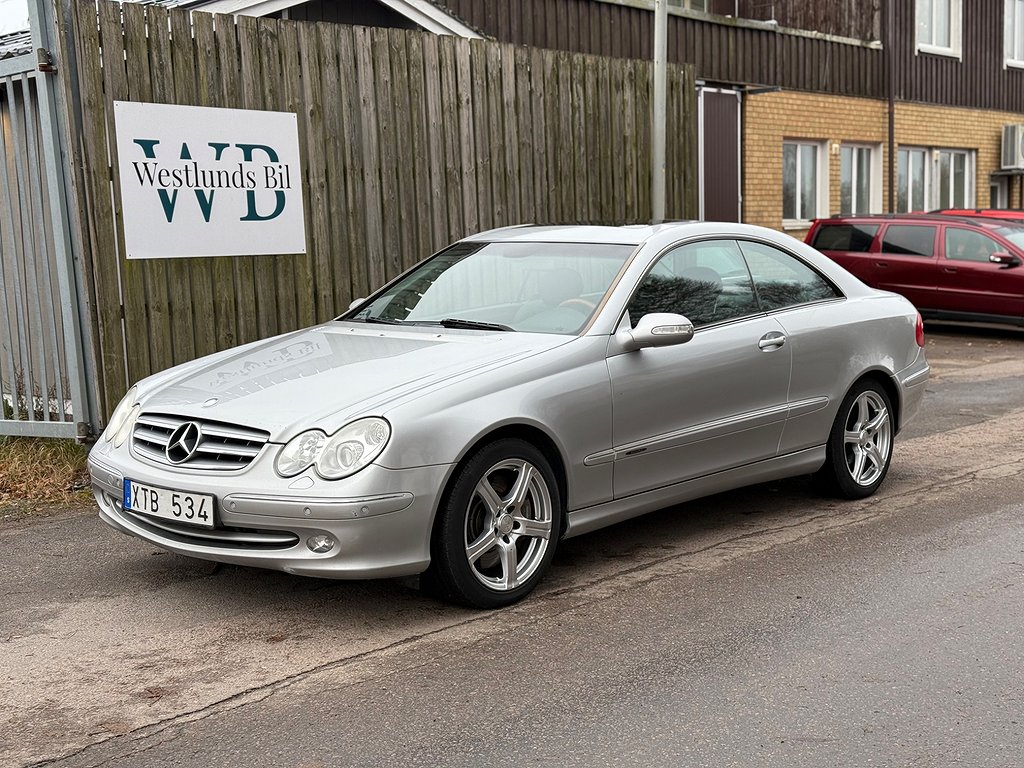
[0,0,29,36]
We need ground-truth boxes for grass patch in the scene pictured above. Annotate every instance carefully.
[0,436,91,521]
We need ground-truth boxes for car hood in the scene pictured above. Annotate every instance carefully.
[135,322,571,440]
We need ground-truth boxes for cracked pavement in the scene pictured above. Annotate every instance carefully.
[3,323,1024,767]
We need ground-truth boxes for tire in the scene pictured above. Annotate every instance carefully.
[818,379,895,500]
[426,438,562,609]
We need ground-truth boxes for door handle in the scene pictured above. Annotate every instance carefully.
[758,333,787,350]
[874,261,889,268]
[943,267,957,273]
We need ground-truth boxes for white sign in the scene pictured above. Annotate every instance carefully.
[113,101,306,259]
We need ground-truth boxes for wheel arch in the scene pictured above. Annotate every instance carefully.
[851,368,902,434]
[434,423,571,542]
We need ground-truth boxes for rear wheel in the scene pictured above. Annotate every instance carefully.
[819,380,894,499]
[427,439,562,609]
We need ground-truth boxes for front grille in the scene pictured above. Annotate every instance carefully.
[132,413,270,471]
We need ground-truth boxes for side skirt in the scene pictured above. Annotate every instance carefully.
[564,446,826,539]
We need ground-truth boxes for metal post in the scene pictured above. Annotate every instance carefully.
[651,0,667,224]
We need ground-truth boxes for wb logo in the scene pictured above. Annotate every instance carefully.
[131,140,293,223]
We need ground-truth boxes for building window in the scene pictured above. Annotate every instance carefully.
[668,0,709,11]
[783,141,825,224]
[916,0,962,56]
[840,145,878,215]
[896,147,974,211]
[897,148,928,212]
[934,149,971,208]
[1007,0,1024,67]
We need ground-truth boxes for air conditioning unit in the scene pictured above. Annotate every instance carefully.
[1002,124,1024,170]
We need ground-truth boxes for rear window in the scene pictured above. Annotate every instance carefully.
[812,223,878,252]
[881,225,936,257]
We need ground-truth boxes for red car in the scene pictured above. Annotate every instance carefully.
[807,214,1024,327]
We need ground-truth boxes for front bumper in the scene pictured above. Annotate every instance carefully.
[88,444,451,579]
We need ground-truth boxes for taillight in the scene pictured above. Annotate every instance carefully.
[915,312,925,347]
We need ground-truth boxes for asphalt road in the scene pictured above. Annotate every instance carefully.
[3,323,1024,768]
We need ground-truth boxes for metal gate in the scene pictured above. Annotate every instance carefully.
[0,0,91,438]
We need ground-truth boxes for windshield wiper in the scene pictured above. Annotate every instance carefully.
[438,318,514,332]
[355,316,405,325]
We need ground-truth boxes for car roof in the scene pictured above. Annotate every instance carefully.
[463,222,700,246]
[815,213,1024,232]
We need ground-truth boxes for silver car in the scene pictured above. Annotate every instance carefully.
[89,223,929,608]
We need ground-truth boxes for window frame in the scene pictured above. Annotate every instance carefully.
[839,143,882,215]
[782,139,828,229]
[895,146,975,212]
[1007,0,1024,68]
[933,148,973,209]
[916,0,963,58]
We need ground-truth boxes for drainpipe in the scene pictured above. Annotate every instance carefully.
[652,0,667,224]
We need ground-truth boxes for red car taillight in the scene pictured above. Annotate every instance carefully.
[915,312,925,347]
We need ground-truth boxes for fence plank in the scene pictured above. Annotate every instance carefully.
[310,22,346,316]
[406,33,433,262]
[120,2,160,385]
[141,3,177,376]
[170,8,212,362]
[388,29,418,271]
[514,45,535,225]
[439,36,465,242]
[275,19,305,330]
[194,12,238,351]
[469,39,491,232]
[233,13,261,344]
[421,34,449,251]
[337,25,370,301]
[75,0,124,412]
[356,26,385,289]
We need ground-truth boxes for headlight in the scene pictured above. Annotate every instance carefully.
[103,386,139,447]
[275,418,391,480]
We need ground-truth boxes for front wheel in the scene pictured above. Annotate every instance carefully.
[426,439,562,609]
[819,380,894,499]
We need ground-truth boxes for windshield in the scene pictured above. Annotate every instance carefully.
[344,241,635,334]
[995,227,1024,250]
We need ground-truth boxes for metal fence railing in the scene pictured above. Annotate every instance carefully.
[0,0,91,439]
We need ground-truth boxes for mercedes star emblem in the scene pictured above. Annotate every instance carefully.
[165,422,202,464]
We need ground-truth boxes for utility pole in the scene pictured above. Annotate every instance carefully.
[652,0,667,224]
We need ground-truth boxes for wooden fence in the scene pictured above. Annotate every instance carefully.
[65,0,698,417]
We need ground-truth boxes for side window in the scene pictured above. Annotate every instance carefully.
[628,240,758,328]
[739,241,842,312]
[945,228,1003,263]
[881,225,936,257]
[812,224,879,252]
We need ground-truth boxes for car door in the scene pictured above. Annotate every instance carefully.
[871,223,940,309]
[934,225,1024,320]
[735,240,849,456]
[606,239,791,499]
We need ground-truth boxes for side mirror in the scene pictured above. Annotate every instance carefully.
[989,252,1022,268]
[620,313,694,352]
[348,297,366,310]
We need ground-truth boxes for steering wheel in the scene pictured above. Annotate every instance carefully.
[558,298,596,312]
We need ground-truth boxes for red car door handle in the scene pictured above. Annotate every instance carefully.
[874,261,889,268]
[944,267,957,273]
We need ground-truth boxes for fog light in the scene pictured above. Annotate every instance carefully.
[306,534,335,554]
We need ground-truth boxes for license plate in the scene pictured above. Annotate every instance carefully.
[123,479,215,529]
